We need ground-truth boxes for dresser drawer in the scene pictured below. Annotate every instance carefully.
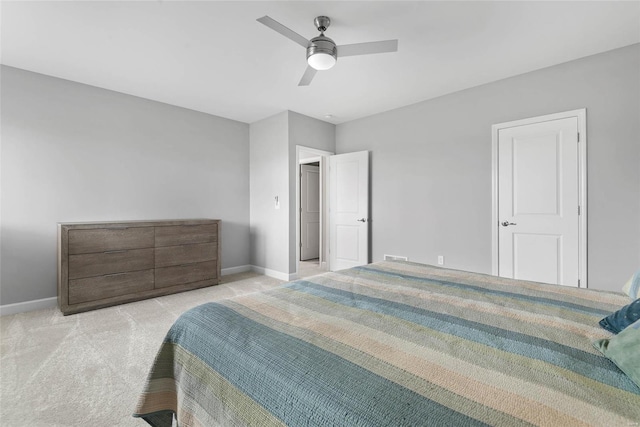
[155,243,217,268]
[155,224,218,247]
[69,248,154,279]
[69,269,154,305]
[69,227,154,254]
[155,261,217,288]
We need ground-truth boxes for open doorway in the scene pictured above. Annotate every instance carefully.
[300,161,320,261]
[295,146,333,278]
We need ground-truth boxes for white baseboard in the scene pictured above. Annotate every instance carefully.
[221,265,252,276]
[1,265,288,317]
[250,266,296,282]
[0,296,57,317]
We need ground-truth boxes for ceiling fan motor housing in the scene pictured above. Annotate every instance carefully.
[307,35,338,62]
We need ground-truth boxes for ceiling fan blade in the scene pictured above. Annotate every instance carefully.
[338,40,398,58]
[257,16,309,48]
[298,66,317,86]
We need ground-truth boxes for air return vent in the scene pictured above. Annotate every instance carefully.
[384,254,408,261]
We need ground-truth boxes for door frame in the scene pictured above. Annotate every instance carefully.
[490,109,587,287]
[295,145,334,276]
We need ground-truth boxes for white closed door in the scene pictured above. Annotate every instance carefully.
[329,151,369,271]
[498,117,579,286]
[300,164,320,260]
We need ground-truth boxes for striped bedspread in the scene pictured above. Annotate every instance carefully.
[134,261,640,426]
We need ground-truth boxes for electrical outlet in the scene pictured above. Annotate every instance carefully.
[437,255,444,265]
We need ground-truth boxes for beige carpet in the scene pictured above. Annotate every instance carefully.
[0,265,321,426]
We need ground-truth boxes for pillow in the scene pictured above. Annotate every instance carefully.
[593,319,640,389]
[622,269,640,300]
[599,299,640,334]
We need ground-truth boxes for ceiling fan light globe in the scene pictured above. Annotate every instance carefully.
[307,35,337,71]
[308,52,336,70]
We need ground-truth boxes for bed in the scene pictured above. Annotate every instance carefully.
[134,261,640,426]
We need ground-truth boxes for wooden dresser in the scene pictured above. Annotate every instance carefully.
[57,219,220,315]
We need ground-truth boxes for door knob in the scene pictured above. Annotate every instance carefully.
[501,221,517,227]
[357,218,367,222]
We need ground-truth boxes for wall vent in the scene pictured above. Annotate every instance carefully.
[383,254,408,262]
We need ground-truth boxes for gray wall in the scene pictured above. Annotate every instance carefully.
[249,111,290,274]
[336,43,640,292]
[249,111,335,276]
[1,66,251,305]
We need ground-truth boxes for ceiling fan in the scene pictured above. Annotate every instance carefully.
[257,15,398,86]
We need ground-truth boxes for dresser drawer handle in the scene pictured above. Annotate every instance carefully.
[110,227,129,230]
[104,250,127,254]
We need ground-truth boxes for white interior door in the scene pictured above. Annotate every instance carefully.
[300,164,320,260]
[329,151,369,271]
[498,117,580,286]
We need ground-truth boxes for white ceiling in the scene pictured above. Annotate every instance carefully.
[2,1,639,124]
